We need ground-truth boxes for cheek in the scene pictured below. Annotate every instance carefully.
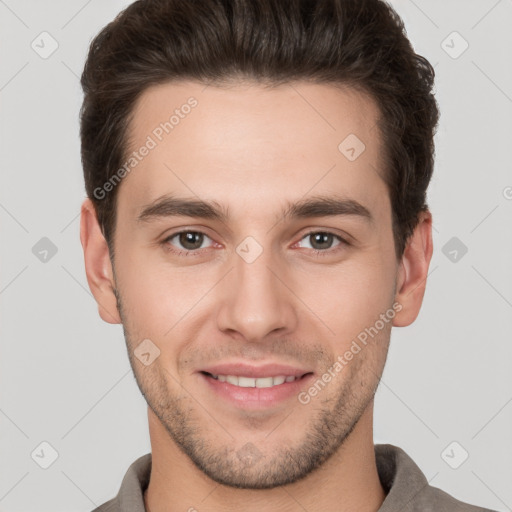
[299,257,396,340]
[115,229,396,343]
[114,247,216,336]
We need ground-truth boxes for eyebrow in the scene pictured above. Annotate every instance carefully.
[137,194,373,225]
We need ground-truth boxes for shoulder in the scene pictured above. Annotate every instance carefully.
[375,444,497,512]
[412,482,496,512]
[91,498,118,512]
[90,453,152,512]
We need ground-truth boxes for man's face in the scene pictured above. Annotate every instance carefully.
[111,80,400,488]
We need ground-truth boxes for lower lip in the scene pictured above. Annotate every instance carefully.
[199,372,314,409]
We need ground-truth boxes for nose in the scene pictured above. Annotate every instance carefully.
[216,244,299,343]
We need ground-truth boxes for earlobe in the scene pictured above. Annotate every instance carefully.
[80,199,122,324]
[392,210,433,327]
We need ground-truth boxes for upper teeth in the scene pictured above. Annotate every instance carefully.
[212,375,297,388]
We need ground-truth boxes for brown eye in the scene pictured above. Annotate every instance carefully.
[308,232,336,250]
[177,231,205,250]
[298,231,346,253]
[163,231,213,254]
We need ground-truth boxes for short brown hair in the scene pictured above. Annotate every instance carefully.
[80,0,439,258]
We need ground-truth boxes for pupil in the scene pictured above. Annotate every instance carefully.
[180,232,203,250]
[312,233,331,250]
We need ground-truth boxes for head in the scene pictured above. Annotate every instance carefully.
[80,0,438,489]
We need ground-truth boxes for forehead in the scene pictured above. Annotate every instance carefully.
[121,80,388,223]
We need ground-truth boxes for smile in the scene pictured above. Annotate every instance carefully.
[206,373,299,388]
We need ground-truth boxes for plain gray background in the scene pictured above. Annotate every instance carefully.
[0,1,511,511]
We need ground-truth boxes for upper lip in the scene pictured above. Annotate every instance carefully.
[199,362,312,379]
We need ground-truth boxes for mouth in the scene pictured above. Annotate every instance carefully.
[200,371,311,388]
[198,368,315,409]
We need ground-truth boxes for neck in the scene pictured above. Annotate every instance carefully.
[144,403,386,512]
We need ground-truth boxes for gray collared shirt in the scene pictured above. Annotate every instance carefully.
[91,444,496,511]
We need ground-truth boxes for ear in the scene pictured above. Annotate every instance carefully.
[393,209,433,327]
[80,199,121,324]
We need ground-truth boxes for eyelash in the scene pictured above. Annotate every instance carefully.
[160,230,349,258]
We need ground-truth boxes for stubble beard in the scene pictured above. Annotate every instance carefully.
[114,286,384,489]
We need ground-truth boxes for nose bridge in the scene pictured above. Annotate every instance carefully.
[216,237,297,341]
